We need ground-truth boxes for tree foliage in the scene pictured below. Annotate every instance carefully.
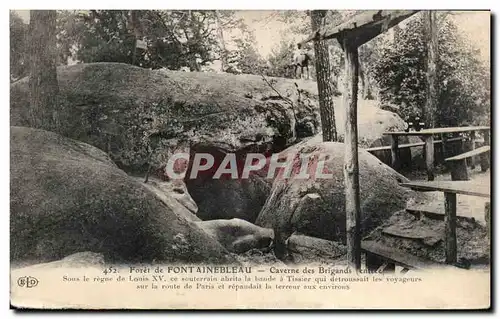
[227,29,268,75]
[265,9,374,92]
[372,13,490,126]
[10,11,29,81]
[265,39,296,78]
[55,10,251,71]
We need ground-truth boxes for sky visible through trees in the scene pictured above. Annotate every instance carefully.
[13,10,490,64]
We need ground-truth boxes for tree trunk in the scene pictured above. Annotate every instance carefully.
[129,10,139,65]
[364,80,373,99]
[359,61,366,97]
[310,10,337,142]
[358,46,373,100]
[215,10,227,72]
[424,10,438,128]
[359,60,373,100]
[28,10,60,132]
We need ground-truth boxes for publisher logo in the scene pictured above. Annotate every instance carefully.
[17,276,39,288]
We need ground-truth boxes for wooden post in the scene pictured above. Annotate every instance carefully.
[449,160,469,181]
[479,153,490,172]
[440,133,447,163]
[341,36,362,271]
[480,130,490,172]
[390,135,400,170]
[449,137,469,181]
[468,131,476,169]
[444,192,457,264]
[424,135,435,181]
[483,130,490,146]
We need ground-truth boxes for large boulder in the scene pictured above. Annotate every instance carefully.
[185,104,413,222]
[330,100,418,169]
[187,100,417,222]
[289,100,419,170]
[254,139,422,258]
[10,63,413,224]
[10,126,234,265]
[10,62,320,172]
[286,233,347,264]
[130,175,199,217]
[332,99,407,148]
[10,62,322,224]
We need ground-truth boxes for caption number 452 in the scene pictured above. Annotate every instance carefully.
[103,267,118,275]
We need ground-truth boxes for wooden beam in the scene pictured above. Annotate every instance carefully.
[399,181,490,198]
[406,206,479,223]
[440,133,447,161]
[445,146,490,161]
[340,35,362,270]
[444,192,457,264]
[424,135,435,181]
[383,126,491,136]
[300,10,420,47]
[390,135,400,170]
[483,130,490,145]
[468,131,476,169]
[361,240,454,270]
[480,131,490,172]
[448,160,470,181]
[365,136,465,152]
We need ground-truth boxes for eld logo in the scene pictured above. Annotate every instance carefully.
[17,276,39,288]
